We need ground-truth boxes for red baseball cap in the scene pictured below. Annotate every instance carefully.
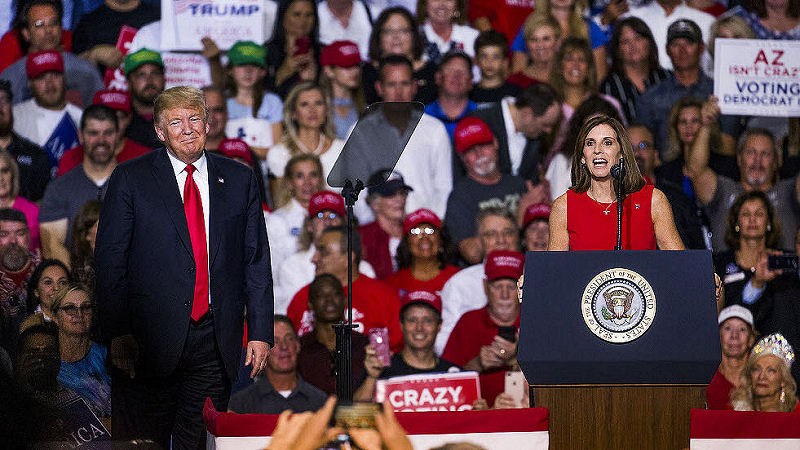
[26,50,64,79]
[218,138,253,165]
[91,89,131,114]
[485,250,525,281]
[400,290,442,315]
[308,190,346,218]
[403,208,442,235]
[454,117,494,154]
[522,203,551,229]
[320,41,362,67]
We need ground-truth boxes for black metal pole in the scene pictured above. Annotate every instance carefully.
[612,157,625,251]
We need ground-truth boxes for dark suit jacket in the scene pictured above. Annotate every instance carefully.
[468,103,542,182]
[95,148,274,382]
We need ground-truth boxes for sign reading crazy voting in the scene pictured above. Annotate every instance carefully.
[714,38,800,117]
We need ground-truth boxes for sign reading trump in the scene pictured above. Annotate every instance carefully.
[714,38,800,117]
[162,0,266,51]
[375,372,481,412]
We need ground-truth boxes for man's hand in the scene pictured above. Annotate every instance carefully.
[245,340,270,378]
[601,0,629,25]
[110,334,139,378]
[267,397,344,450]
[491,335,517,363]
[87,45,124,68]
[479,344,504,370]
[363,344,384,379]
[517,180,550,227]
[493,392,519,409]
[458,237,484,265]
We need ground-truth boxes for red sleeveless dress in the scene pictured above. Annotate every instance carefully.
[567,185,657,250]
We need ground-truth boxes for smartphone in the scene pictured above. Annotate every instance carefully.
[294,37,311,56]
[768,254,799,271]
[333,402,381,430]
[504,371,527,407]
[368,327,391,367]
[498,326,517,343]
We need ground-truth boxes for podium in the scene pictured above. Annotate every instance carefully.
[518,251,720,449]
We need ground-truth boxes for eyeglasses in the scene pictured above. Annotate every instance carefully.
[59,304,92,316]
[632,142,653,151]
[31,18,60,29]
[409,226,436,236]
[316,212,339,220]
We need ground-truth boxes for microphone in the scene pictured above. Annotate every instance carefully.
[610,157,626,180]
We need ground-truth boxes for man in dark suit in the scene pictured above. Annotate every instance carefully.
[95,86,273,449]
[467,83,561,182]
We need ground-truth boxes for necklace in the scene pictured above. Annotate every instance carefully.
[297,134,326,155]
[601,201,616,215]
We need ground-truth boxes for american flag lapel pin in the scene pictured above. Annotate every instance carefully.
[635,203,640,209]
[218,177,224,184]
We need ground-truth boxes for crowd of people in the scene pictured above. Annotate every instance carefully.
[0,0,799,447]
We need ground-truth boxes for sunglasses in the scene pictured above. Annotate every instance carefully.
[59,304,92,316]
[410,226,436,236]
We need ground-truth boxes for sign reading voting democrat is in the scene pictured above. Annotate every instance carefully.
[714,38,800,117]
[161,0,267,51]
[375,371,481,412]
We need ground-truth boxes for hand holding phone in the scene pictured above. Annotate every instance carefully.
[368,328,391,367]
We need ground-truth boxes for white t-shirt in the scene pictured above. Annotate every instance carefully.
[265,198,307,279]
[12,99,83,148]
[422,22,480,58]
[352,114,453,224]
[266,138,345,189]
[434,263,486,355]
[317,1,373,60]
[545,152,572,202]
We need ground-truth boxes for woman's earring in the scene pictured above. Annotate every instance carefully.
[781,386,786,404]
[767,225,772,231]
[735,225,740,233]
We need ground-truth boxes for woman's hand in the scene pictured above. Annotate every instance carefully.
[701,96,720,127]
[201,37,221,60]
[751,250,782,289]
[364,344,384,379]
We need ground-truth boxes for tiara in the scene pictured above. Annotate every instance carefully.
[751,333,795,367]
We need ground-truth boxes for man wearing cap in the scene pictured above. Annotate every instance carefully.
[317,0,373,60]
[12,50,83,177]
[0,1,103,107]
[635,19,742,157]
[273,191,376,313]
[707,305,756,409]
[39,104,118,264]
[320,40,363,139]
[625,0,713,72]
[442,250,524,408]
[124,48,165,149]
[467,82,561,182]
[57,90,151,176]
[355,289,460,402]
[436,206,520,354]
[521,203,550,252]
[425,52,478,142]
[359,169,413,280]
[0,80,51,202]
[445,116,528,265]
[286,225,402,351]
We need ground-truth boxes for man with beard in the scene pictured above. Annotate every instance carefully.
[0,208,39,354]
[123,48,165,149]
[0,81,51,202]
[39,105,117,265]
[706,306,756,409]
[57,90,151,176]
[12,51,83,177]
[0,0,103,107]
[687,98,800,251]
[445,117,526,265]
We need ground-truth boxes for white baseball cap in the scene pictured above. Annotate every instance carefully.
[718,305,754,328]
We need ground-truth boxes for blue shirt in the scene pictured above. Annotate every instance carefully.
[58,342,112,417]
[226,93,283,122]
[425,100,479,141]
[511,18,608,51]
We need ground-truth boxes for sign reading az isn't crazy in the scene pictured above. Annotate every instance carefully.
[162,0,266,51]
[375,372,481,412]
[714,38,800,117]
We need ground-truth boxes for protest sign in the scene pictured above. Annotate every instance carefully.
[161,0,267,51]
[104,25,138,91]
[714,38,800,117]
[375,371,481,412]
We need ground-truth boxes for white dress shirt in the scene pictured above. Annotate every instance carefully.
[434,263,487,355]
[500,97,527,176]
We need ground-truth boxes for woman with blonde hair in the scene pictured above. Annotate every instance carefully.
[266,82,343,199]
[0,150,39,250]
[508,14,561,88]
[548,115,685,250]
[318,40,367,139]
[731,333,798,412]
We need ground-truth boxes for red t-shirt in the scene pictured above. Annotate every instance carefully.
[383,265,460,298]
[287,275,404,352]
[358,221,394,280]
[468,0,535,49]
[507,72,540,89]
[705,368,735,410]
[567,185,657,250]
[442,307,520,407]
[58,139,152,176]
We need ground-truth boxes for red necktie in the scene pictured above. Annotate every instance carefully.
[184,164,209,321]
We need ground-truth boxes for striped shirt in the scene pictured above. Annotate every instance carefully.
[599,68,670,123]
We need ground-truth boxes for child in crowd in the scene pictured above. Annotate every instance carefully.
[224,40,284,162]
[318,41,366,139]
[470,31,520,106]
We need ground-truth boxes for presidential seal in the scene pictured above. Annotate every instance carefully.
[581,268,656,343]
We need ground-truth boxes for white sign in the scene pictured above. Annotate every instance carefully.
[162,52,212,88]
[714,38,800,117]
[161,0,267,51]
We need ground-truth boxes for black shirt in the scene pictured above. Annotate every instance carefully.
[469,83,520,107]
[227,375,328,415]
[126,112,161,150]
[379,353,460,379]
[71,4,160,62]
[3,133,51,201]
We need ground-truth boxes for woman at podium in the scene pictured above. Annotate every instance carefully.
[548,115,685,251]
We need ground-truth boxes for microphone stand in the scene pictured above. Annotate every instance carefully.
[610,158,626,251]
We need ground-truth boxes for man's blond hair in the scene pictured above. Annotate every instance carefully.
[154,86,208,125]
